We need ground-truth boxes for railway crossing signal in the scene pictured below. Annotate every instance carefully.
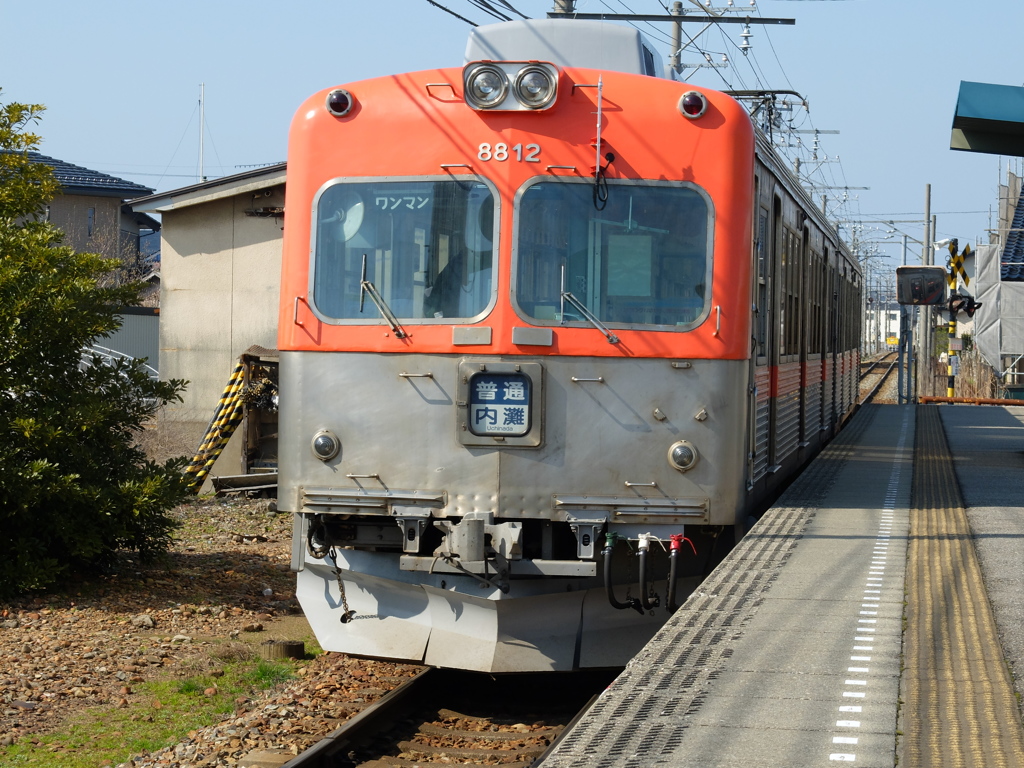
[940,239,981,398]
[948,291,981,319]
[946,240,971,288]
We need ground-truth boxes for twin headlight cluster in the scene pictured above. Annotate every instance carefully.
[463,62,559,111]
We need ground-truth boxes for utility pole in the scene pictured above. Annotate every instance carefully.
[670,2,683,74]
[898,235,915,405]
[553,0,575,12]
[915,183,932,400]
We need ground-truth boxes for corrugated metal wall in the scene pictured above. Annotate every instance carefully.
[105,309,160,372]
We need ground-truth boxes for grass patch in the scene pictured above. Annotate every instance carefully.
[176,677,207,696]
[0,652,304,768]
[244,660,294,689]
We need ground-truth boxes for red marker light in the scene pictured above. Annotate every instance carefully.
[679,90,708,119]
[326,89,354,117]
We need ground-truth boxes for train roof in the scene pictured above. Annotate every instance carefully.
[465,19,664,79]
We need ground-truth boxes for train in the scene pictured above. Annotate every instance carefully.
[277,17,862,673]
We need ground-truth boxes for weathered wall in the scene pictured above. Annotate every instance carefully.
[48,194,122,259]
[158,187,284,477]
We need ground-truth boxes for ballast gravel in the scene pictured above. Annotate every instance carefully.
[0,497,422,767]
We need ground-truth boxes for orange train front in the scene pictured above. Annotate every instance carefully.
[277,19,861,672]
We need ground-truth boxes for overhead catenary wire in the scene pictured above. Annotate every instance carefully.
[492,0,530,19]
[424,0,479,26]
[466,0,515,21]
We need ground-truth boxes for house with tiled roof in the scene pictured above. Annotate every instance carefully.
[29,153,163,372]
[31,152,160,284]
[1001,175,1024,282]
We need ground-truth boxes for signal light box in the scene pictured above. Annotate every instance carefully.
[897,266,948,306]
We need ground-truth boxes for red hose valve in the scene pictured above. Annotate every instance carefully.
[669,533,697,555]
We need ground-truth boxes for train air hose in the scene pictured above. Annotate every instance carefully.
[637,533,661,611]
[602,533,643,614]
[666,533,697,613]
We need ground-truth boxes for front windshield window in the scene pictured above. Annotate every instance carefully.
[515,181,711,328]
[312,180,496,321]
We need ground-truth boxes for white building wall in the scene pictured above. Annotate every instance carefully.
[158,188,284,474]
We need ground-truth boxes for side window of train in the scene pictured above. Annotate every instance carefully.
[310,179,497,322]
[755,207,769,359]
[790,229,803,357]
[513,180,712,329]
[798,228,809,356]
[819,248,829,355]
[778,224,791,358]
[827,261,837,353]
[785,228,801,358]
[809,247,823,355]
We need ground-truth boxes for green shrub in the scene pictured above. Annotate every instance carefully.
[0,91,189,596]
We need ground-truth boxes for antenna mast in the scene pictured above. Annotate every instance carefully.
[199,83,206,183]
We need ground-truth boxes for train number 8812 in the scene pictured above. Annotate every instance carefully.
[477,142,542,162]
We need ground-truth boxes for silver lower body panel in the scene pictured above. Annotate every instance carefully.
[297,556,682,672]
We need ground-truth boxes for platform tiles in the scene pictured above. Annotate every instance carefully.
[901,405,1024,768]
[540,404,913,768]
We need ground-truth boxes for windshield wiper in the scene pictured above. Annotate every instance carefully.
[359,254,407,338]
[560,265,619,344]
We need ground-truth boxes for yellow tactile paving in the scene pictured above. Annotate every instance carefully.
[902,405,1024,767]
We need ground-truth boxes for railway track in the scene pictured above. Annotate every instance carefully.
[280,667,617,768]
[859,351,899,404]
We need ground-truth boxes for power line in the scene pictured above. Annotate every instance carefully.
[466,0,514,21]
[423,0,478,26]
[492,0,529,19]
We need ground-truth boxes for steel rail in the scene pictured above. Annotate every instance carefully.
[279,667,435,768]
[529,690,603,767]
[860,357,898,405]
[859,351,896,380]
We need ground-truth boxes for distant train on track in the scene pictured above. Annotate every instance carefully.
[277,16,862,673]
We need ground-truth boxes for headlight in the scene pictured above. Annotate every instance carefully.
[513,66,556,109]
[667,440,698,472]
[463,62,558,111]
[465,65,508,109]
[311,430,341,461]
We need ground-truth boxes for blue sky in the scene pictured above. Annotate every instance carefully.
[2,0,1022,267]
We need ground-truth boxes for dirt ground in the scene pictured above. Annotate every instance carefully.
[0,496,420,767]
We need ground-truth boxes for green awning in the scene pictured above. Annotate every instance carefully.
[951,81,1024,156]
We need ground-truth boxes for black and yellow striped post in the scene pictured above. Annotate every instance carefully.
[947,314,957,398]
[945,241,959,398]
[184,362,247,492]
[944,241,973,398]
